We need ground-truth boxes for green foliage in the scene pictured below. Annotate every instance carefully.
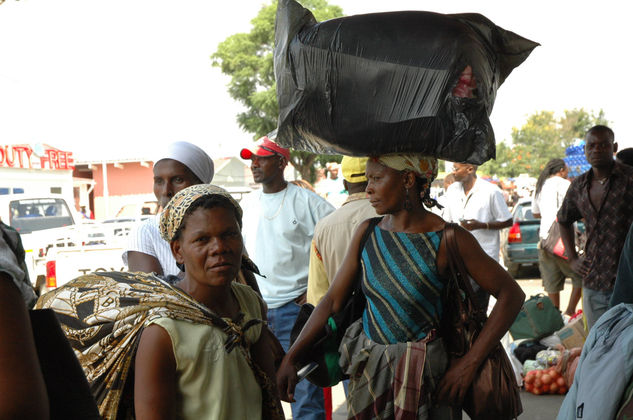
[212,0,344,181]
[480,108,609,178]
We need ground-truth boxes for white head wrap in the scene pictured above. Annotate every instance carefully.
[154,141,214,183]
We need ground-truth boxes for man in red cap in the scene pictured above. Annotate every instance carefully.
[240,136,334,420]
[239,136,291,162]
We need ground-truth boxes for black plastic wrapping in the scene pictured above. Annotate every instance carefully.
[274,0,539,164]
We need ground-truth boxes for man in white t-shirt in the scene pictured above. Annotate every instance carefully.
[444,163,513,261]
[443,163,512,308]
[532,159,581,315]
[240,137,334,420]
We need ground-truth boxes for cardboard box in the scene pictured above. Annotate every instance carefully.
[556,316,587,349]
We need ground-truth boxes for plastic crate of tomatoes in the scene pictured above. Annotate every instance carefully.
[523,366,568,395]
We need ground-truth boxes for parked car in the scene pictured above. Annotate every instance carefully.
[501,198,540,277]
[0,193,107,292]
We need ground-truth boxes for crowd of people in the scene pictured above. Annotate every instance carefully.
[1,124,632,419]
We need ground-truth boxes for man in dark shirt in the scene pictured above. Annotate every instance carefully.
[558,125,633,329]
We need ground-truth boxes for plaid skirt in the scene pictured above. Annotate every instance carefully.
[339,319,461,420]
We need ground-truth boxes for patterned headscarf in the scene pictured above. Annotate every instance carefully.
[374,153,442,209]
[160,184,242,242]
[375,153,439,182]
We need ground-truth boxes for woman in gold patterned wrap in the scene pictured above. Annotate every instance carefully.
[37,184,283,420]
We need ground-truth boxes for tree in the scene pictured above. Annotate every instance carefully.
[480,108,609,177]
[212,0,344,182]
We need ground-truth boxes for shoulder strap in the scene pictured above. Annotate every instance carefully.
[351,217,382,295]
[359,217,382,252]
[444,223,486,315]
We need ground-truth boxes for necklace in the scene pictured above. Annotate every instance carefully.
[595,177,608,185]
[262,186,288,220]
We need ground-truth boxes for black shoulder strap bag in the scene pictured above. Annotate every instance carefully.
[29,309,101,419]
[290,216,381,387]
[442,223,523,420]
[2,223,100,419]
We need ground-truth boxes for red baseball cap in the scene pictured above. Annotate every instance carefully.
[240,136,290,161]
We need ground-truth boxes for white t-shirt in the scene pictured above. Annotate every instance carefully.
[241,183,335,308]
[444,178,512,261]
[532,176,571,240]
[123,215,181,277]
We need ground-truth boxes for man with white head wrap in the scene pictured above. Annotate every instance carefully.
[123,141,214,277]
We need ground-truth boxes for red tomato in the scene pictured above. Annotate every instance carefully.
[558,386,568,394]
[542,384,550,393]
[541,374,553,385]
[557,377,566,387]
[550,382,559,394]
[534,378,543,388]
[525,374,535,385]
[532,388,542,395]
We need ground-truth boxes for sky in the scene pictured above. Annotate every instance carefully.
[0,0,631,164]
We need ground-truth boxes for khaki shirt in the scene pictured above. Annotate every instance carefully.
[307,193,378,305]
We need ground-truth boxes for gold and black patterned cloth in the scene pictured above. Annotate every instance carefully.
[159,183,243,242]
[35,271,282,419]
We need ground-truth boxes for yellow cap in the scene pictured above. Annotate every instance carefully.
[341,157,368,183]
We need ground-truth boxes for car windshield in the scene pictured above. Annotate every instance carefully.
[514,202,536,221]
[9,198,74,233]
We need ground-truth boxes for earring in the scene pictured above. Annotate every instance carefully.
[404,187,412,210]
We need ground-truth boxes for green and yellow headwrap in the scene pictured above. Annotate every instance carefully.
[159,184,242,242]
[375,153,438,182]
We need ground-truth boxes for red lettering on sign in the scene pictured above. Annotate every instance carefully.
[23,147,33,168]
[12,146,33,169]
[3,146,15,167]
[1,144,73,170]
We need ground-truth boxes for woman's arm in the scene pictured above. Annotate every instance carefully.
[0,277,49,420]
[436,225,525,404]
[276,219,372,402]
[127,251,165,275]
[134,324,177,420]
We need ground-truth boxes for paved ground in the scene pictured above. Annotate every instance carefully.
[283,268,577,419]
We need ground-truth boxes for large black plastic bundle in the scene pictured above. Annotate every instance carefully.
[274,0,539,164]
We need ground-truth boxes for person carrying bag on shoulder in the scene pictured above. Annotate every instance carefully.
[277,154,525,419]
[532,159,582,316]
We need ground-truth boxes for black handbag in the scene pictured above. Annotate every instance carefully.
[441,223,523,420]
[290,217,381,387]
[29,309,101,420]
[541,218,569,259]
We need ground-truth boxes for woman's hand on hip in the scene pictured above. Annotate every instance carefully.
[435,354,479,406]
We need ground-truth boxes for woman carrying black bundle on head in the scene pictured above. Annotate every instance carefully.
[277,153,525,419]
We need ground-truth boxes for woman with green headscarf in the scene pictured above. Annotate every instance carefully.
[277,153,525,419]
[37,184,284,420]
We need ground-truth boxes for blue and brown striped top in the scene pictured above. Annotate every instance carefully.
[360,225,446,345]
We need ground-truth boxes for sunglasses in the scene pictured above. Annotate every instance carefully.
[260,145,285,159]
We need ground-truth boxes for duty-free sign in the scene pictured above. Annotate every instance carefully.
[0,144,74,170]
